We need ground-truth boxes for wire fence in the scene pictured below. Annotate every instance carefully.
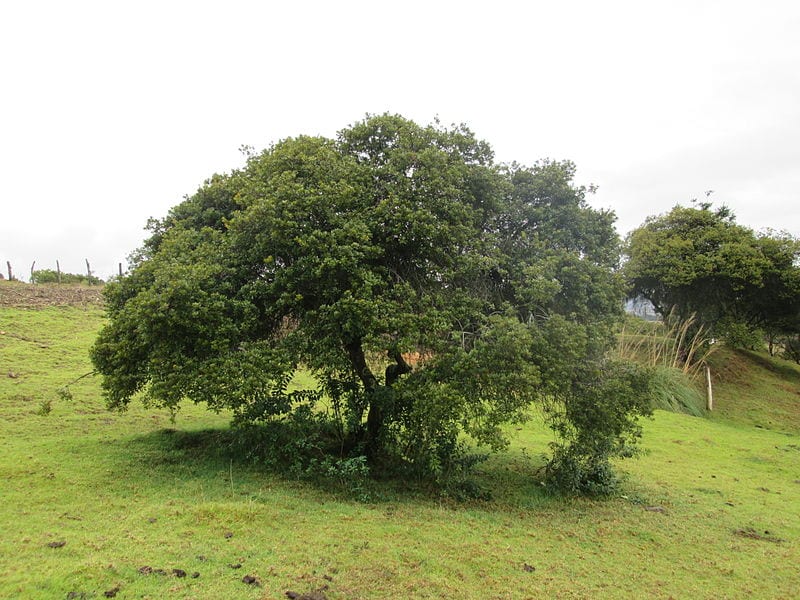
[2,260,126,284]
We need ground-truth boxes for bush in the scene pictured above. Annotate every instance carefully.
[224,406,377,499]
[31,269,103,285]
[718,319,763,351]
[781,335,800,364]
[307,455,372,500]
[542,359,653,495]
[545,447,620,497]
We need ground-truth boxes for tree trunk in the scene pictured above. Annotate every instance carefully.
[344,339,382,453]
[345,338,378,391]
[385,348,412,386]
[344,341,414,458]
[343,340,415,458]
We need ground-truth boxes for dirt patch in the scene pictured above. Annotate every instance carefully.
[286,589,327,600]
[733,527,783,543]
[0,282,104,308]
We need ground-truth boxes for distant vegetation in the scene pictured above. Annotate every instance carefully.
[625,202,800,358]
[30,268,103,285]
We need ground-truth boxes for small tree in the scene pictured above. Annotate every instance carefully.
[92,115,651,493]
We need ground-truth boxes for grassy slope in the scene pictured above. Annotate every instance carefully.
[0,300,798,599]
[708,345,800,433]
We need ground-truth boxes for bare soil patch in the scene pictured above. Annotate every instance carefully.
[0,282,104,308]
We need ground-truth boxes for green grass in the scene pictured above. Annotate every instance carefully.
[1,305,799,598]
[708,345,800,433]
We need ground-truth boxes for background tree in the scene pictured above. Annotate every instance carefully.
[92,115,651,494]
[624,203,800,346]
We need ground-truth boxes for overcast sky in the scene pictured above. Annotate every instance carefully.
[2,0,799,281]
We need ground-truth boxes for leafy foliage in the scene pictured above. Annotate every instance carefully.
[781,335,800,364]
[92,114,652,493]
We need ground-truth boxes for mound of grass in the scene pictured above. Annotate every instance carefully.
[648,366,706,417]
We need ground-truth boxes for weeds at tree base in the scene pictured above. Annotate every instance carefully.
[544,448,621,497]
[223,414,493,503]
[35,399,52,416]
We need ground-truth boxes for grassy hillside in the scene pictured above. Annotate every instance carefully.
[708,345,800,433]
[1,287,798,599]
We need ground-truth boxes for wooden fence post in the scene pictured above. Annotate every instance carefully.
[7,261,13,281]
[30,261,36,283]
[57,260,62,284]
[705,364,713,411]
[119,262,123,277]
[86,259,92,285]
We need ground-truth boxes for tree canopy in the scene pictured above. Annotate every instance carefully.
[624,203,800,344]
[92,115,651,493]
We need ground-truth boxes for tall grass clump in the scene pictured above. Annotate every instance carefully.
[617,310,717,416]
[647,366,705,416]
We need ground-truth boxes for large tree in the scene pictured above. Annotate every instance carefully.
[92,115,650,492]
[624,203,800,343]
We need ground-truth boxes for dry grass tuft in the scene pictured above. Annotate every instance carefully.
[617,310,718,381]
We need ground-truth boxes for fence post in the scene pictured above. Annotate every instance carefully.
[30,261,36,283]
[57,260,62,284]
[119,262,123,277]
[7,261,12,281]
[86,259,92,285]
[705,364,713,411]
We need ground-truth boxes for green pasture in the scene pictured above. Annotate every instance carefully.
[1,305,798,599]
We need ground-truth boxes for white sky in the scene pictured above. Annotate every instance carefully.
[2,0,799,281]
